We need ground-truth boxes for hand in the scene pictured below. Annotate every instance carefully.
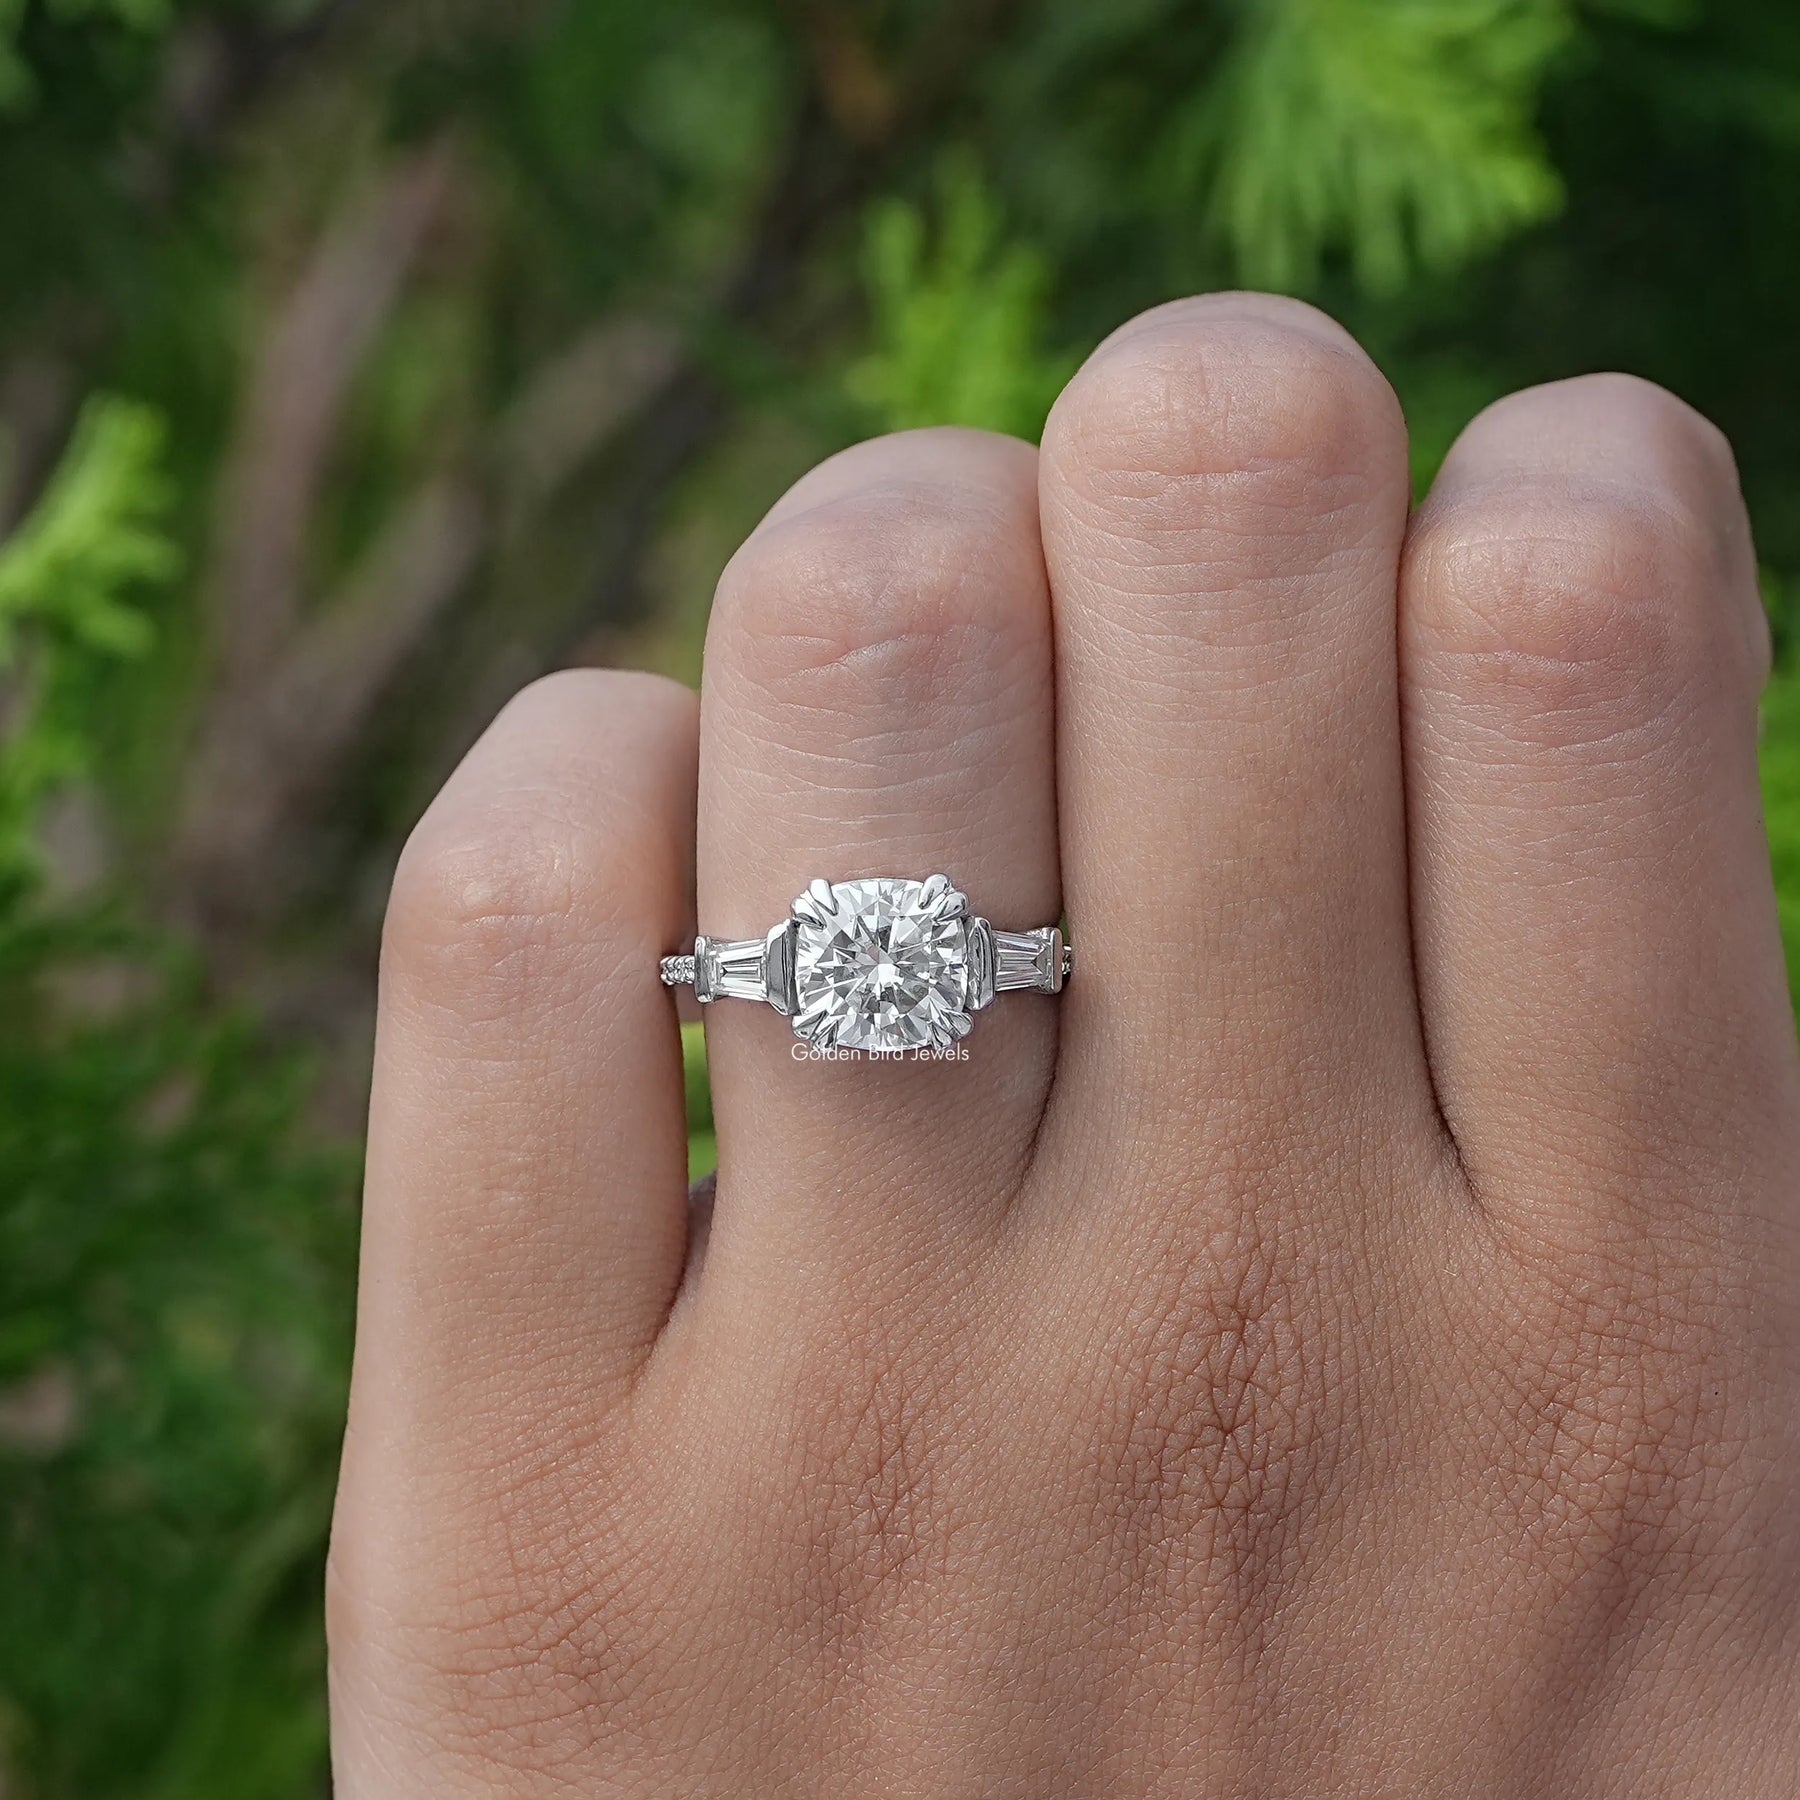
[328,295,1800,1796]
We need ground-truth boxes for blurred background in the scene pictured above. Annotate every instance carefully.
[1,0,1797,1792]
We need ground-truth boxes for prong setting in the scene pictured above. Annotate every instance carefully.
[790,877,837,930]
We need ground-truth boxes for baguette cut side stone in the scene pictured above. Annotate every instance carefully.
[993,927,1068,994]
[696,936,769,1004]
[792,877,969,1053]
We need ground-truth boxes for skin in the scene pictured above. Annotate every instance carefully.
[327,294,1800,1797]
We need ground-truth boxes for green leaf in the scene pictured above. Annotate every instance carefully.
[0,381,346,1796]
[1181,0,1571,291]
[0,396,175,882]
[0,398,172,658]
[848,161,1075,442]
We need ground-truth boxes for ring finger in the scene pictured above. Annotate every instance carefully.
[693,427,1061,1288]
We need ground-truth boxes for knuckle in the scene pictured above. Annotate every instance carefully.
[819,1368,942,1611]
[1045,297,1403,527]
[331,1437,689,1774]
[1484,1254,1771,1610]
[1082,1208,1335,1613]
[805,1330,961,1631]
[388,816,577,964]
[1407,480,1733,743]
[381,666,691,999]
[711,482,1041,706]
[742,1314,968,1661]
[384,792,655,999]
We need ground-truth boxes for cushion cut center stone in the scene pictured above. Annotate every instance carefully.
[792,878,969,1053]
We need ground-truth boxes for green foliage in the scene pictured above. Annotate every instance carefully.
[1,0,1799,1792]
[0,0,173,112]
[0,400,168,890]
[1764,661,1800,1009]
[0,403,349,1798]
[849,163,1074,441]
[1181,0,1571,291]
[0,974,349,1799]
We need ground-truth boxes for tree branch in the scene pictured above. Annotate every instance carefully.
[206,139,457,697]
[170,311,682,937]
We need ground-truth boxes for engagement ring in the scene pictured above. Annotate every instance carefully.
[660,876,1071,1054]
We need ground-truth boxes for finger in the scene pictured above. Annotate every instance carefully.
[1036,294,1431,1208]
[695,427,1059,1273]
[340,669,697,1507]
[1400,374,1800,1231]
